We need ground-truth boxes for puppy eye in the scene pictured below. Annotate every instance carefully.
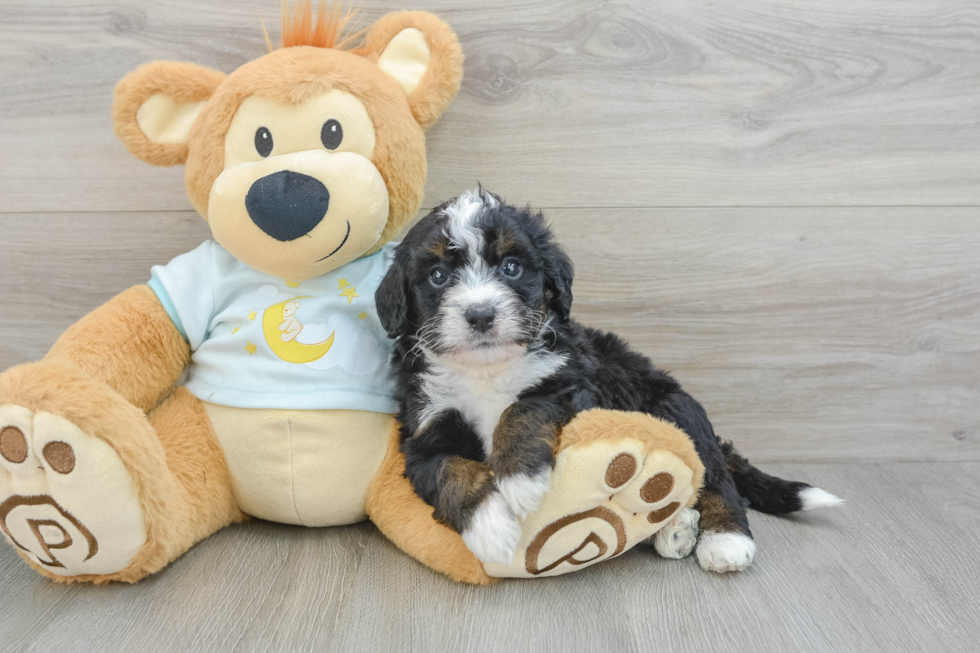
[321,119,343,150]
[501,258,523,279]
[254,127,273,157]
[429,266,450,287]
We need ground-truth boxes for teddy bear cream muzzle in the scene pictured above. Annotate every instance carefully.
[208,149,389,281]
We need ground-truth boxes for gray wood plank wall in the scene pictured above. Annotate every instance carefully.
[1,0,976,462]
[1,2,978,651]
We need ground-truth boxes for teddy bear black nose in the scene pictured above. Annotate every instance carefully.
[245,170,330,242]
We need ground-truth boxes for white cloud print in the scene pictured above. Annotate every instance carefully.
[300,313,387,376]
[225,285,294,312]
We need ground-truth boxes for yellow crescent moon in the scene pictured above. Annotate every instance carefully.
[262,297,335,364]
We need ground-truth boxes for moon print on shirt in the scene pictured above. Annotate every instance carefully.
[261,297,335,363]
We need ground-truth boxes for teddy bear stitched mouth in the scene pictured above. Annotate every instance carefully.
[245,169,330,241]
[316,221,351,261]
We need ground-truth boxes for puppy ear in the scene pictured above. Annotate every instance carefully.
[113,61,224,166]
[541,236,574,323]
[376,251,415,338]
[366,11,464,130]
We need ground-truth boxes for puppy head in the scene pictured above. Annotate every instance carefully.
[376,188,573,365]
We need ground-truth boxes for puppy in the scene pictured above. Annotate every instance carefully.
[376,189,842,571]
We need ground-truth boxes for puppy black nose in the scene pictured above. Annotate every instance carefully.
[245,170,330,241]
[465,305,496,333]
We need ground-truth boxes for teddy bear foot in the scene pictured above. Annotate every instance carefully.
[482,425,700,578]
[0,404,147,577]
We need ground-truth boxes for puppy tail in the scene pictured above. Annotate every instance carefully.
[721,441,844,514]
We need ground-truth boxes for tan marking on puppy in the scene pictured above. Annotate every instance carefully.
[697,491,741,533]
[494,231,520,260]
[489,404,559,478]
[429,237,447,259]
[436,456,495,529]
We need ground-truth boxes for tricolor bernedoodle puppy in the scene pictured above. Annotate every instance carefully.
[375,189,843,572]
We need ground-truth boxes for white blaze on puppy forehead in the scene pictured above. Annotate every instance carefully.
[443,188,492,264]
[433,188,530,355]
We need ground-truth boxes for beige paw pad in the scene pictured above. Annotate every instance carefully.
[483,438,698,579]
[0,405,146,576]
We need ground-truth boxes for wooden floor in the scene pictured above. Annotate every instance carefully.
[2,463,979,652]
[1,1,978,651]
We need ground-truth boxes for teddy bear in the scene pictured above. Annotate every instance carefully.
[0,2,704,585]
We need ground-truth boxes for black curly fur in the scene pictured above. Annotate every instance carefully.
[377,191,815,538]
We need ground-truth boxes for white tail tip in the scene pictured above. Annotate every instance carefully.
[799,487,845,511]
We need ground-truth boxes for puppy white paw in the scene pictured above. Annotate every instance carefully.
[461,493,522,565]
[697,531,756,573]
[496,469,552,519]
[654,507,700,559]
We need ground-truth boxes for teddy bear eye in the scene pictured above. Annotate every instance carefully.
[321,119,343,150]
[254,127,273,157]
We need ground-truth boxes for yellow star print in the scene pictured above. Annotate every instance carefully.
[285,280,300,288]
[247,311,257,321]
[358,312,368,320]
[337,278,351,289]
[245,342,257,355]
[340,287,359,304]
[230,327,240,334]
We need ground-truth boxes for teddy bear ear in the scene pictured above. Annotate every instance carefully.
[365,11,464,130]
[112,61,225,166]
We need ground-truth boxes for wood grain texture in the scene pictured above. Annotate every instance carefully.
[2,208,976,462]
[1,1,978,648]
[0,463,977,653]
[0,0,978,212]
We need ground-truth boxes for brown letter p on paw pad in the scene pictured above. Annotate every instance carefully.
[0,427,28,464]
[42,442,75,475]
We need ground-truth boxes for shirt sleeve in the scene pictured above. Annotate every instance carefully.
[147,241,216,351]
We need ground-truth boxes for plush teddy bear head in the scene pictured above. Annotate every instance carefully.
[112,2,462,281]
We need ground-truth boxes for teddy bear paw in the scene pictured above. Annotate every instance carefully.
[482,439,697,578]
[0,404,146,577]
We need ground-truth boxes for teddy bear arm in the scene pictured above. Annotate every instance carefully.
[369,409,705,582]
[44,285,190,413]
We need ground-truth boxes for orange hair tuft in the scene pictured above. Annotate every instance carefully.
[264,1,371,54]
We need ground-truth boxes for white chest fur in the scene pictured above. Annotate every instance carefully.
[417,348,568,457]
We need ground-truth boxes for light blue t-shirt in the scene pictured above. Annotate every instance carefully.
[148,240,398,412]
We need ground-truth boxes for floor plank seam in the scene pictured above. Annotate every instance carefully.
[2,205,980,216]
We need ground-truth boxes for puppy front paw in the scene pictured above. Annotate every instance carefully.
[653,507,700,559]
[496,468,552,519]
[696,531,756,573]
[461,493,522,565]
